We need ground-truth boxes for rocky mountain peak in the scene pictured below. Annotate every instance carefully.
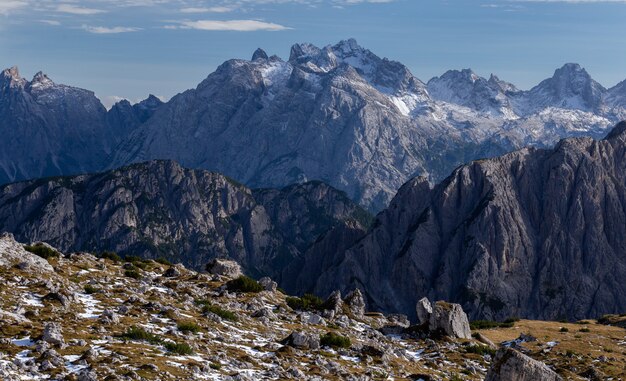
[488,74,519,93]
[0,66,26,88]
[29,71,55,90]
[252,48,269,61]
[527,62,606,112]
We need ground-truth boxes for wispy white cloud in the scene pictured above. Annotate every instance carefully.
[39,19,62,25]
[171,19,291,31]
[0,0,28,15]
[82,25,141,33]
[180,6,234,14]
[57,4,107,15]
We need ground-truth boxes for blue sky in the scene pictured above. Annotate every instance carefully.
[1,0,625,107]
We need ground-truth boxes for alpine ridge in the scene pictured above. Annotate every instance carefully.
[299,121,626,321]
[0,160,371,282]
[3,40,626,211]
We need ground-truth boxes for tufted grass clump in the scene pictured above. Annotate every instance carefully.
[24,243,59,259]
[465,344,496,356]
[124,269,141,279]
[320,332,351,349]
[177,322,201,334]
[286,294,324,311]
[226,275,263,293]
[83,284,100,294]
[98,251,122,262]
[164,341,193,355]
[121,326,162,345]
[201,304,238,322]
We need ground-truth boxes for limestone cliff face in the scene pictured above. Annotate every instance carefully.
[0,160,370,280]
[306,122,626,321]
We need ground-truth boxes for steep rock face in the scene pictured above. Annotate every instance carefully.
[111,39,449,211]
[307,122,626,321]
[0,67,158,185]
[0,160,369,279]
[0,68,112,184]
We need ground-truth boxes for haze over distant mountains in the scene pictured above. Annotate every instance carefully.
[2,39,626,211]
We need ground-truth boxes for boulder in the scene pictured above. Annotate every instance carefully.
[485,347,563,381]
[258,277,277,292]
[206,259,242,279]
[416,297,432,325]
[163,264,185,277]
[0,233,54,273]
[282,331,320,350]
[42,322,64,345]
[344,289,366,319]
[429,301,471,339]
[323,290,343,316]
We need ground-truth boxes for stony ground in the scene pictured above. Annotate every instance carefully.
[1,238,625,380]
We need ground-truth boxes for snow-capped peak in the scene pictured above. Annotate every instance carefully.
[525,63,606,113]
[29,71,55,90]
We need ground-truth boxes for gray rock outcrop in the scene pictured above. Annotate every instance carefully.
[344,289,366,319]
[428,301,471,339]
[485,347,563,381]
[207,259,243,279]
[282,331,320,350]
[0,233,54,273]
[42,322,64,345]
[416,297,432,325]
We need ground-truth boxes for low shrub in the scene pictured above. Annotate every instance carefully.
[124,255,144,263]
[226,276,263,293]
[320,332,351,349]
[177,322,201,334]
[156,257,172,266]
[98,251,122,262]
[209,363,221,370]
[164,342,193,355]
[286,294,324,311]
[83,284,100,294]
[470,319,516,330]
[559,327,569,333]
[124,269,141,279]
[579,327,590,333]
[202,304,238,322]
[121,326,162,345]
[24,244,59,259]
[465,344,496,356]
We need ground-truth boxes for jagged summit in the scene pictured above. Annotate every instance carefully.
[251,48,269,61]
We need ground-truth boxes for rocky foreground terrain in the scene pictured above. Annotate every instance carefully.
[2,233,626,380]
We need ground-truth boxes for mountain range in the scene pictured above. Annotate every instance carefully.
[3,39,626,211]
[0,160,369,282]
[3,122,626,321]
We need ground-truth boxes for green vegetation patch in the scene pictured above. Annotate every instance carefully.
[121,326,162,345]
[164,341,193,355]
[286,294,324,311]
[177,322,201,334]
[320,332,351,349]
[226,276,263,293]
[23,243,59,259]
